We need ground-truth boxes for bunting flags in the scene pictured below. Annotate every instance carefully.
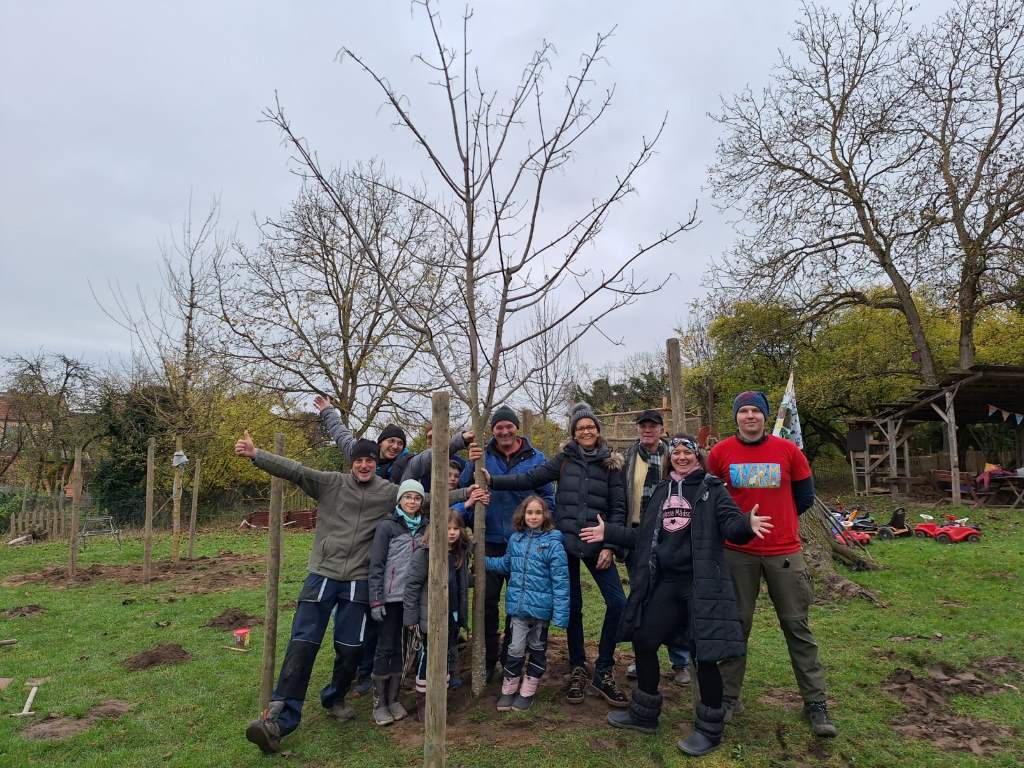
[987,403,1024,427]
[773,370,804,449]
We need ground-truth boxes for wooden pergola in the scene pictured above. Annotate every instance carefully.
[847,365,1024,504]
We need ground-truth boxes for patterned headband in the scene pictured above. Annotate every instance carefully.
[669,437,700,456]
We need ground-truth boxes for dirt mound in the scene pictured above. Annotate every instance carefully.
[0,604,45,618]
[2,551,264,594]
[124,643,192,671]
[757,688,806,710]
[21,699,134,741]
[883,658,1022,756]
[205,607,262,630]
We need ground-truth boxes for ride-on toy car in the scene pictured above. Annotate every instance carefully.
[914,514,981,543]
[877,507,912,540]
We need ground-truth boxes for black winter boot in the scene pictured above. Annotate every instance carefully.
[372,675,394,726]
[607,689,662,734]
[677,702,725,757]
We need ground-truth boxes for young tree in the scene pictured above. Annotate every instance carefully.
[264,0,697,693]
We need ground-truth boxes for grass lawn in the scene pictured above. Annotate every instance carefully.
[1,499,1022,768]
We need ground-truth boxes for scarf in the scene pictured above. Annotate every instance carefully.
[395,507,422,531]
[631,441,665,525]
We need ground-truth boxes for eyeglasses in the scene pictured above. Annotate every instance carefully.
[575,426,598,433]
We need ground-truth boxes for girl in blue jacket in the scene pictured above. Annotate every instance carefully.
[485,495,570,712]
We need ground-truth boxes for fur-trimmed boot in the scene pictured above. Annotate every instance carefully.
[677,703,725,757]
[372,675,394,726]
[607,689,662,734]
[386,675,408,721]
[496,675,520,711]
[513,675,540,711]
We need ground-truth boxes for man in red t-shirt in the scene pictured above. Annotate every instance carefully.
[706,391,836,738]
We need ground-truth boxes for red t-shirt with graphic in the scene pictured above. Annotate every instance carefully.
[706,435,812,557]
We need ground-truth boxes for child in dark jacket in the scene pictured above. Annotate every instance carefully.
[367,479,428,726]
[403,508,473,721]
[580,435,773,757]
[485,496,570,712]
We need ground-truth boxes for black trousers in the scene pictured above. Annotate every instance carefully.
[485,541,511,669]
[371,602,405,677]
[632,579,723,707]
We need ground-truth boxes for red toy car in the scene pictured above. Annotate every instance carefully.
[834,521,872,546]
[914,514,981,543]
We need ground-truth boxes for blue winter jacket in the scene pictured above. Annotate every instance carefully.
[485,528,570,628]
[459,436,555,545]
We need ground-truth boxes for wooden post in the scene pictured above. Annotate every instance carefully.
[425,392,450,768]
[259,433,285,713]
[848,451,858,494]
[187,457,202,560]
[945,391,962,506]
[143,437,155,584]
[170,436,183,561]
[57,483,65,539]
[520,408,533,439]
[68,448,82,580]
[667,338,687,434]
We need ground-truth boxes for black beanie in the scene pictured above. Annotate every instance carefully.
[490,405,520,429]
[351,439,379,462]
[377,424,407,446]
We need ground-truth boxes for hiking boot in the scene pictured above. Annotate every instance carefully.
[497,676,520,712]
[672,665,691,686]
[245,718,282,754]
[327,700,356,722]
[607,689,661,734]
[678,703,725,757]
[386,675,407,721]
[512,675,540,711]
[722,695,744,722]
[372,676,394,726]
[589,668,629,708]
[566,666,588,704]
[803,701,837,737]
[351,677,372,697]
[626,662,637,680]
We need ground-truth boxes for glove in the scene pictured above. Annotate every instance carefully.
[371,604,386,622]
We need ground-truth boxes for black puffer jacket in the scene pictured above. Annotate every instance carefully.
[488,440,626,559]
[603,470,755,662]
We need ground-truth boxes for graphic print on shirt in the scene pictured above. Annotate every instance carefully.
[728,463,782,489]
[662,495,692,533]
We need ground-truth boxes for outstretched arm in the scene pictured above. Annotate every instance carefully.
[487,455,562,491]
[235,430,332,500]
[316,398,358,460]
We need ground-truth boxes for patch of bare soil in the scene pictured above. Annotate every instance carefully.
[883,658,1022,756]
[2,551,264,594]
[0,604,45,618]
[757,688,805,710]
[124,643,192,671]
[204,607,263,630]
[21,699,134,741]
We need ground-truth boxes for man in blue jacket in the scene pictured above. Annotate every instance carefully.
[460,405,555,680]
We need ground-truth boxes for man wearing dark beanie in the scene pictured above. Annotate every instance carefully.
[706,391,834,738]
[234,428,479,753]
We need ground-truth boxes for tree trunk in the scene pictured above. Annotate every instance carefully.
[799,500,879,603]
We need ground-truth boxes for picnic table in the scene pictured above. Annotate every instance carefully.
[985,475,1024,509]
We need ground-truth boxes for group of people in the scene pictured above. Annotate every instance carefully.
[235,389,836,758]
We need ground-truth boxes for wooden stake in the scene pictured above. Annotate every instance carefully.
[470,406,488,697]
[945,391,962,506]
[187,457,202,560]
[667,337,687,434]
[259,433,285,713]
[143,437,155,585]
[68,448,82,580]
[171,436,183,561]
[425,392,450,768]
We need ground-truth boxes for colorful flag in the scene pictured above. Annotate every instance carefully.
[772,370,804,449]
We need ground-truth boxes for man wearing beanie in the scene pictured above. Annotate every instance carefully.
[706,391,835,738]
[458,404,554,680]
[234,429,479,753]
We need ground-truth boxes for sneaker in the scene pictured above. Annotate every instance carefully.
[722,696,744,722]
[626,662,637,680]
[803,701,837,737]
[327,702,356,722]
[672,665,691,686]
[567,666,588,705]
[245,719,282,754]
[588,668,629,708]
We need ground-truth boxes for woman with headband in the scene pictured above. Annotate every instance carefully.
[579,433,773,757]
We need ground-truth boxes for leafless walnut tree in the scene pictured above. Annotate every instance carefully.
[263,0,697,693]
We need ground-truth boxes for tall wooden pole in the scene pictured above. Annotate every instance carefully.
[171,436,183,561]
[187,457,202,560]
[68,448,82,579]
[425,392,450,768]
[667,338,687,434]
[945,391,962,506]
[259,433,285,713]
[143,437,155,585]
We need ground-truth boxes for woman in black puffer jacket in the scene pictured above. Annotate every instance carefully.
[486,402,628,708]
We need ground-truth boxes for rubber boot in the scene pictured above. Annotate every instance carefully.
[678,703,725,757]
[607,688,662,734]
[372,675,395,726]
[245,700,284,754]
[496,676,520,711]
[387,675,408,721]
[512,675,540,711]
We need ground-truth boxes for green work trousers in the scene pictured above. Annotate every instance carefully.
[719,549,828,704]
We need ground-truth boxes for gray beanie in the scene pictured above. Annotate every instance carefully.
[569,401,601,435]
[490,404,520,429]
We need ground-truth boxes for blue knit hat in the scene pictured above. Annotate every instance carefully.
[732,391,771,422]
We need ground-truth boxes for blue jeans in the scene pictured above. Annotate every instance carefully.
[271,574,369,736]
[567,553,626,674]
[669,646,691,668]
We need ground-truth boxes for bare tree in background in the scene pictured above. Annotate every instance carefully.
[264,0,697,694]
[213,166,438,434]
[516,296,578,421]
[678,302,718,433]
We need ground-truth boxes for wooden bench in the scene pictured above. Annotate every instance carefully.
[928,470,992,507]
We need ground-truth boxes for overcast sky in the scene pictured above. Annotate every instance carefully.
[0,0,949,374]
